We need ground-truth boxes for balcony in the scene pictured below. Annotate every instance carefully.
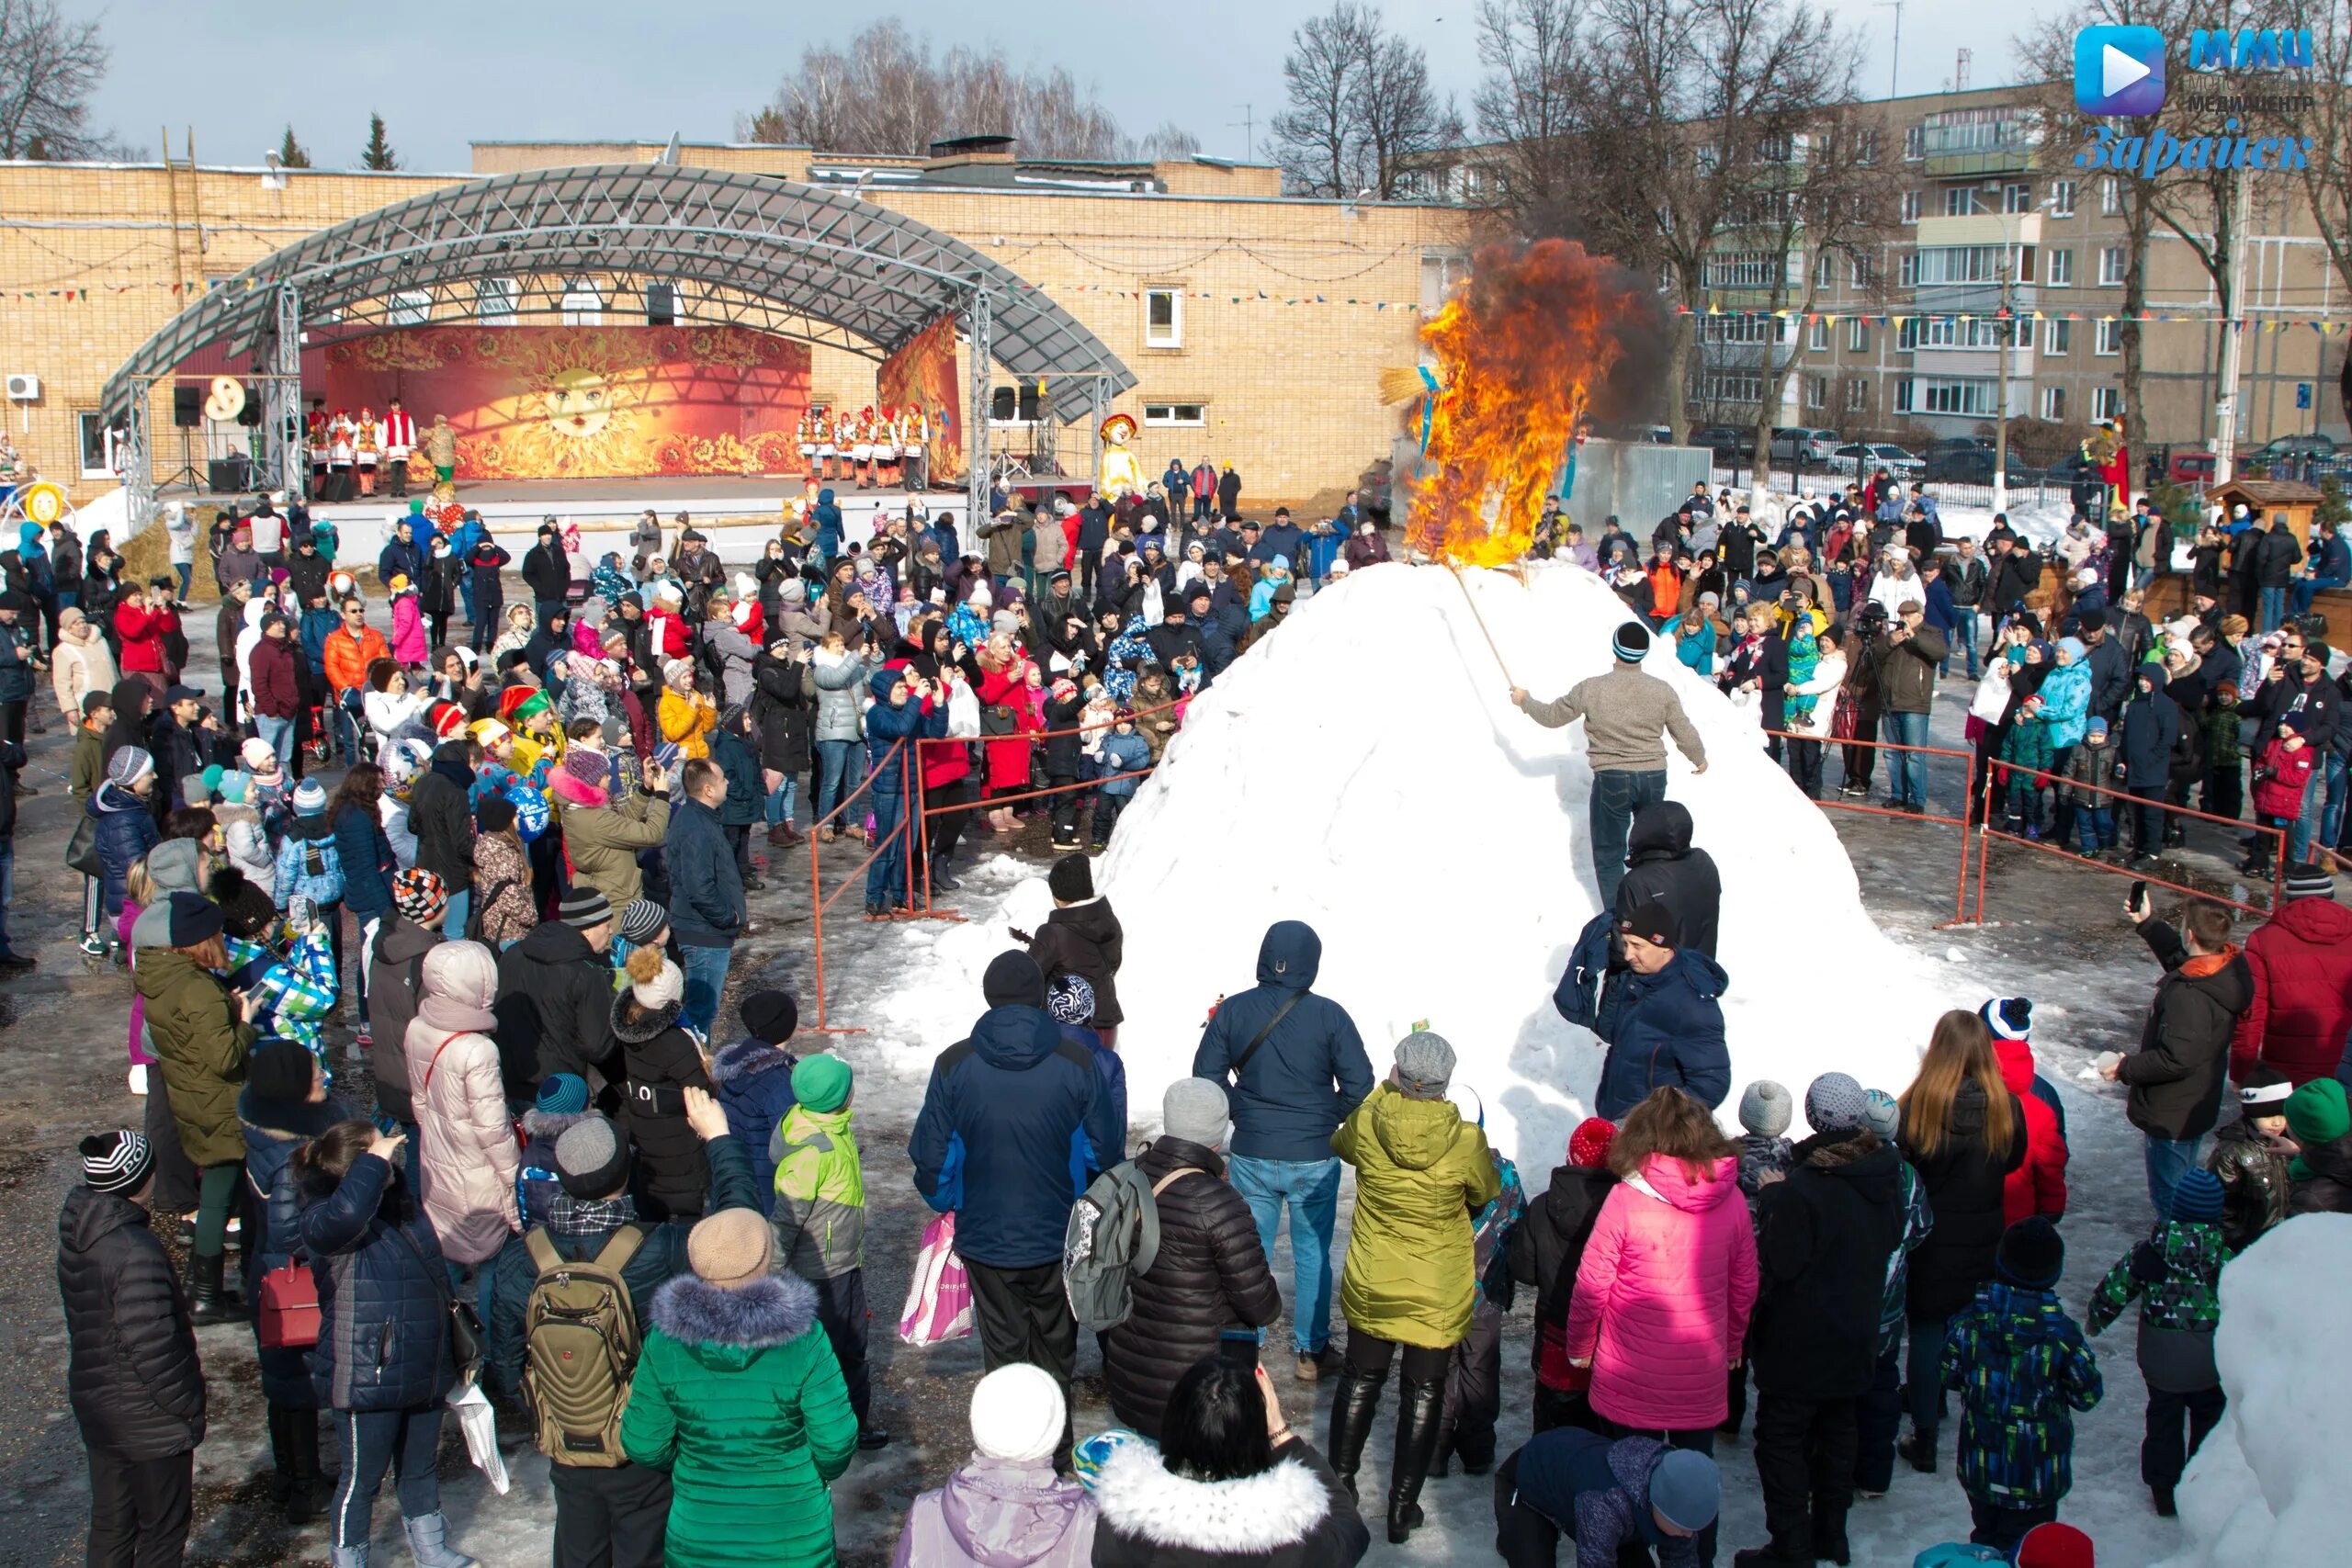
[1914,213,2041,250]
[1919,113,2042,177]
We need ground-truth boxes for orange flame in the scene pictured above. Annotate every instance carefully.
[1408,238,1645,567]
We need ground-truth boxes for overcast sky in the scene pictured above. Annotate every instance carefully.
[88,0,2040,171]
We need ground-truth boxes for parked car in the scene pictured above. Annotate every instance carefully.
[1925,446,2041,485]
[1692,424,1756,461]
[2165,448,2218,486]
[1770,427,1842,466]
[1594,422,1675,445]
[1829,442,1924,480]
[2256,434,2336,464]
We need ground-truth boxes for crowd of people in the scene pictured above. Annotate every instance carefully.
[17,462,2352,1568]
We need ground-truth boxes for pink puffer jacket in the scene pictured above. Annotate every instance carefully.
[1563,1153,1758,1430]
[402,942,521,1265]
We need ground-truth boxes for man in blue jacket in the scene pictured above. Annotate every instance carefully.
[1495,1428,1720,1568]
[1193,919,1374,1381]
[1593,899,1731,1119]
[663,759,745,1037]
[909,950,1116,1462]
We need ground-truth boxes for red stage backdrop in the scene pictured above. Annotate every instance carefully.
[876,313,965,484]
[323,326,812,479]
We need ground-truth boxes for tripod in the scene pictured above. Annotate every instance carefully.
[159,422,206,492]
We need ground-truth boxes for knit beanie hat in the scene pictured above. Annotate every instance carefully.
[106,745,155,787]
[241,736,277,772]
[559,887,614,930]
[554,1115,630,1199]
[561,748,610,792]
[80,1131,153,1196]
[1163,1077,1230,1148]
[1648,1449,1722,1532]
[1737,1080,1792,1138]
[163,890,223,946]
[1047,853,1093,903]
[1619,897,1679,947]
[1860,1089,1901,1142]
[740,989,797,1044]
[291,778,328,816]
[1980,997,2032,1042]
[617,898,668,945]
[247,1039,316,1101]
[2169,1167,2225,1225]
[969,1362,1066,1464]
[391,868,447,924]
[476,795,517,834]
[2284,1077,2351,1148]
[2014,1521,2095,1568]
[629,953,684,1010]
[2284,861,2337,900]
[536,1074,591,1116]
[2237,1065,2292,1111]
[1046,973,1097,1027]
[686,1207,774,1290]
[1804,1072,1869,1134]
[1996,1215,2065,1290]
[1611,621,1652,662]
[790,1054,853,1114]
[982,950,1046,1009]
[1568,1116,1617,1168]
[1392,1032,1455,1100]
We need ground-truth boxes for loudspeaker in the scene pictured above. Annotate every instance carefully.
[989,386,1039,422]
[173,385,203,427]
[236,388,262,427]
[647,283,676,326]
[208,454,251,493]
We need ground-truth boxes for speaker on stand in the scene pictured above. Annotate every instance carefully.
[162,384,207,491]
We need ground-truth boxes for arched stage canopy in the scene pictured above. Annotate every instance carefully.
[101,163,1135,527]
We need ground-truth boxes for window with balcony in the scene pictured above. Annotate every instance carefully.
[2096,318,2121,355]
[2098,246,2127,287]
[1700,313,1783,344]
[2046,248,2074,287]
[2093,387,2123,420]
[1901,190,1921,223]
[1919,316,2005,350]
[2046,318,2072,355]
[2050,178,2076,217]
[2041,386,2067,420]
[1918,378,2000,415]
[1911,245,2007,286]
[1703,251,1790,288]
[1691,372,1766,405]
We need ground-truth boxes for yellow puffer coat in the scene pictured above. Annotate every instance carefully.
[1332,1083,1500,1348]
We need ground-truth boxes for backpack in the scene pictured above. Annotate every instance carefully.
[1062,1162,1198,1332]
[521,1225,649,1467]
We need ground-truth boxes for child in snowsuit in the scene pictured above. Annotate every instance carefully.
[1089,708,1152,850]
[1941,1217,2103,1553]
[1435,1106,1524,1478]
[2001,681,2056,835]
[1506,1116,1620,1436]
[388,575,427,668]
[772,1053,885,1449]
[2202,682,2244,822]
[710,989,799,1216]
[2086,1167,2230,1517]
[2064,717,2120,857]
[2246,713,2316,876]
[1726,1079,1797,1437]
[514,1074,593,1229]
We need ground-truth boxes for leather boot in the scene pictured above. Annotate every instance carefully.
[1812,1491,1852,1566]
[766,822,793,847]
[1386,1376,1445,1544]
[288,1410,333,1525]
[266,1405,296,1509]
[401,1512,478,1568]
[1325,1364,1384,1501]
[1731,1532,1813,1567]
[187,1251,243,1325]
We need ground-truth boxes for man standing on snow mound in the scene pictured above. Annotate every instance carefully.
[1193,919,1375,1383]
[1594,900,1731,1119]
[1511,620,1709,910]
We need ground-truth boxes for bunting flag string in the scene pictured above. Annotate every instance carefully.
[1682,305,2351,332]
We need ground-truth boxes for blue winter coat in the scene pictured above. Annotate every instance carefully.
[1509,1429,1701,1568]
[663,796,744,949]
[1941,1280,2104,1509]
[297,1152,456,1413]
[710,1038,797,1216]
[707,727,764,829]
[1061,1022,1128,1161]
[1096,730,1153,795]
[299,605,338,681]
[2037,660,2093,751]
[1593,947,1732,1119]
[332,802,396,919]
[1193,921,1375,1164]
[88,783,160,918]
[863,671,943,794]
[813,490,844,561]
[1552,909,1623,1035]
[272,814,345,909]
[909,1004,1120,1269]
[2120,666,2180,788]
[241,1088,349,1407]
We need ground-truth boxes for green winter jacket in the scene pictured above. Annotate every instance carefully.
[136,948,258,1167]
[770,1103,865,1280]
[1332,1084,1501,1348]
[2087,1219,2231,1394]
[620,1270,858,1568]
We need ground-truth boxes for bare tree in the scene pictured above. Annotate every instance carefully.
[1354,30,1464,197]
[0,0,120,160]
[1271,3,1379,195]
[2285,1,2352,304]
[1471,0,1594,221]
[1128,121,1204,160]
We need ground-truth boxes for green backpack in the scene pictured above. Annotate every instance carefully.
[521,1226,649,1467]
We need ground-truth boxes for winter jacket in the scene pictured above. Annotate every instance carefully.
[333,802,397,919]
[1592,947,1731,1120]
[1507,1162,1619,1387]
[1331,1086,1499,1349]
[365,914,440,1122]
[1192,922,1374,1165]
[298,1152,456,1412]
[770,1100,864,1280]
[2037,659,2092,751]
[557,785,671,911]
[1900,1080,2029,1322]
[810,650,869,743]
[2230,895,2352,1086]
[136,947,257,1167]
[273,812,345,909]
[1101,1138,1280,1438]
[910,1005,1119,1269]
[113,598,181,676]
[87,782,160,919]
[2087,1220,2229,1394]
[611,991,712,1223]
[621,1270,858,1568]
[56,1188,206,1460]
[493,919,623,1102]
[1611,802,1721,958]
[1095,730,1153,795]
[1749,1131,1905,1400]
[404,943,521,1266]
[408,742,476,892]
[892,1458,1096,1568]
[471,830,537,946]
[249,632,301,721]
[1508,1430,1703,1568]
[241,1088,349,1406]
[752,653,817,774]
[865,677,944,795]
[708,726,765,829]
[2250,733,2316,819]
[1089,1436,1369,1568]
[1027,897,1126,1029]
[657,688,718,761]
[712,1039,797,1216]
[1563,1154,1758,1430]
[2120,668,2181,788]
[2120,919,2253,1142]
[1994,1039,2069,1226]
[2288,1132,2352,1214]
[1941,1281,2103,1510]
[665,795,745,949]
[1873,625,1949,714]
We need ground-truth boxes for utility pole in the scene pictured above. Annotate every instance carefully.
[1229,105,1254,163]
[1876,0,1905,99]
[2212,163,2252,484]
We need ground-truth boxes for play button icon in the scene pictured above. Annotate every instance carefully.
[2075,26,2167,116]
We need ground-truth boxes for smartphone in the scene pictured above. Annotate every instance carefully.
[2128,880,2150,917]
[373,1112,401,1137]
[1216,1329,1261,1369]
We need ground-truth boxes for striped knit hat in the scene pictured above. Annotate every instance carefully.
[1979,997,2032,1043]
[106,745,155,786]
[391,868,447,923]
[80,1131,153,1196]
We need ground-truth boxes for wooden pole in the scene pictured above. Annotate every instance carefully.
[1449,564,1516,688]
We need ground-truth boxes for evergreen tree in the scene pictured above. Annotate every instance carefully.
[276,126,311,169]
[359,113,396,171]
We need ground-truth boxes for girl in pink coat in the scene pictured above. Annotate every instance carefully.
[388,577,428,667]
[1565,1086,1759,1437]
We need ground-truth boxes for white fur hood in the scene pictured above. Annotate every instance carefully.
[1091,1442,1330,1554]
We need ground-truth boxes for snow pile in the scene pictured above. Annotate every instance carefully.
[2160,1213,2352,1568]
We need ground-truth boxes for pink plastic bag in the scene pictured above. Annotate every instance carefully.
[898,1210,975,1345]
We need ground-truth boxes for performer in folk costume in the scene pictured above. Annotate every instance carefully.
[853,405,878,489]
[831,408,857,483]
[304,401,330,496]
[425,414,458,501]
[354,409,381,497]
[877,405,903,489]
[902,403,932,490]
[326,412,356,502]
[797,407,825,478]
[381,396,416,497]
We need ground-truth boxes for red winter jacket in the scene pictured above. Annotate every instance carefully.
[2251,735,2317,820]
[247,634,301,720]
[1995,1038,2068,1226]
[2230,894,2352,1085]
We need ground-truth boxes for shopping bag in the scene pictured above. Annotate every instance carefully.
[897,1210,975,1345]
[447,1381,511,1495]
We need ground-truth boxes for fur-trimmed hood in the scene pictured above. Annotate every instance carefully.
[1091,1442,1330,1554]
[520,1107,593,1145]
[609,989,685,1045]
[709,1037,793,1089]
[648,1271,819,1370]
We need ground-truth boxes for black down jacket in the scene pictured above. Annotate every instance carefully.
[615,991,716,1223]
[1505,1162,1620,1372]
[56,1188,207,1460]
[1027,897,1127,1029]
[1102,1137,1282,1439]
[493,920,623,1104]
[1749,1131,1905,1400]
[1899,1078,2028,1322]
[2120,917,2254,1143]
[751,650,816,775]
[1612,800,1722,958]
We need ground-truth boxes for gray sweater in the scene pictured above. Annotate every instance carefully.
[1520,663,1707,774]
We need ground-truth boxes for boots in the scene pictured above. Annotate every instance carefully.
[401,1512,477,1568]
[1325,1364,1384,1501]
[266,1405,297,1511]
[1732,1530,1813,1567]
[1812,1491,1852,1566]
[288,1409,333,1525]
[186,1251,243,1325]
[333,1548,369,1568]
[931,855,960,892]
[1385,1376,1445,1544]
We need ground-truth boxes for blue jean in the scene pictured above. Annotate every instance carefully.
[2259,584,2288,634]
[458,574,478,627]
[331,690,365,764]
[334,1405,443,1551]
[764,773,798,828]
[865,787,907,908]
[174,561,193,600]
[253,714,293,769]
[1589,768,1668,911]
[2290,751,2348,863]
[1885,710,1931,808]
[440,887,469,942]
[2293,575,2346,617]
[2145,1134,2205,1220]
[2074,805,2116,853]
[1942,610,1981,678]
[1228,1155,1341,1354]
[817,739,865,826]
[1905,1310,1952,1450]
[679,942,730,1036]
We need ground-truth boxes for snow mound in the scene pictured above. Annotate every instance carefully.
[977,560,1945,1167]
[2160,1213,2352,1568]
